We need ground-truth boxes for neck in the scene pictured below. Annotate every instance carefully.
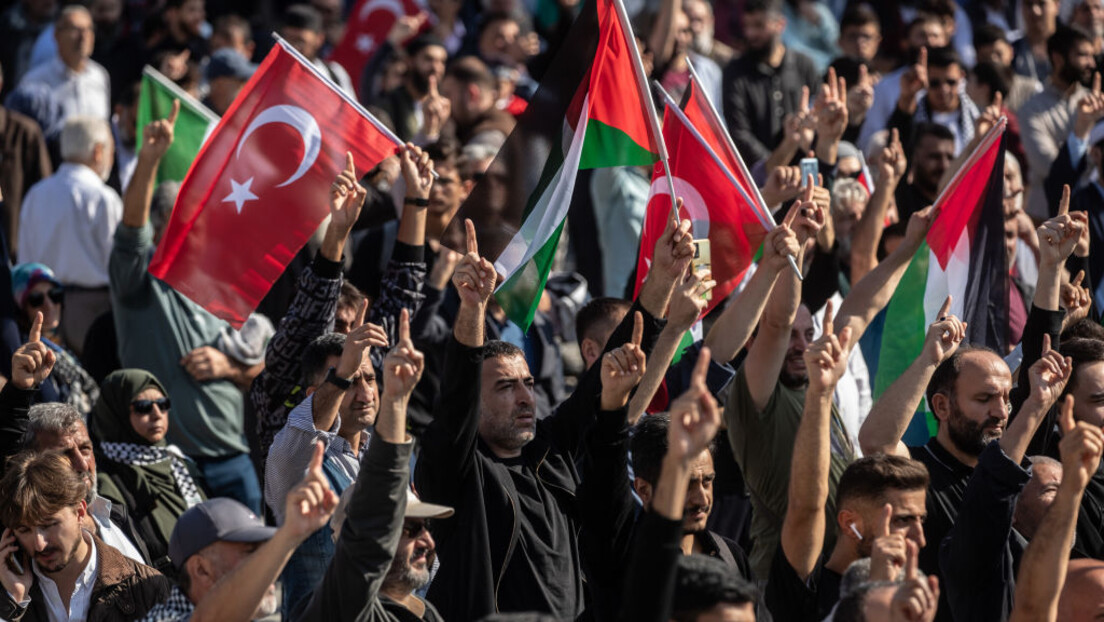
[679,531,701,556]
[379,585,426,616]
[426,215,449,241]
[338,428,364,450]
[824,538,858,575]
[404,81,427,100]
[62,56,86,72]
[935,431,979,468]
[769,41,786,67]
[44,531,92,599]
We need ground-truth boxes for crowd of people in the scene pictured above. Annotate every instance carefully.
[1,0,1104,620]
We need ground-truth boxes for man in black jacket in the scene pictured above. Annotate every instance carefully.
[414,217,690,620]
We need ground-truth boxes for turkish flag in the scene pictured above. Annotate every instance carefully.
[329,0,422,98]
[150,39,401,328]
[633,81,769,317]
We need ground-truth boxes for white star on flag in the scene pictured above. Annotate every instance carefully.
[223,177,259,213]
[356,34,375,54]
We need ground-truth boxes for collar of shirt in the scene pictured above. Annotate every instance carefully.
[56,161,105,187]
[922,436,974,478]
[33,530,98,622]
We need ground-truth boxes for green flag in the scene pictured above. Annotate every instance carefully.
[137,66,218,184]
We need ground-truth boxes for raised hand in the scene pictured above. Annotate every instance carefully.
[870,503,908,582]
[890,540,941,622]
[1027,334,1072,411]
[1075,73,1104,140]
[668,269,715,331]
[140,98,179,161]
[1037,186,1084,266]
[452,219,497,307]
[330,152,368,232]
[787,177,827,244]
[180,346,233,382]
[600,311,646,410]
[158,48,190,81]
[814,67,849,143]
[902,204,940,253]
[761,220,801,274]
[898,47,928,113]
[847,63,875,124]
[1061,270,1092,327]
[803,299,852,394]
[653,202,695,280]
[387,12,427,46]
[975,91,1004,138]
[336,300,389,379]
[283,441,339,541]
[667,347,722,461]
[383,309,425,400]
[922,297,966,366]
[421,75,451,139]
[783,86,816,151]
[400,143,434,200]
[760,165,804,207]
[1059,395,1104,491]
[12,312,55,391]
[0,528,31,603]
[877,128,908,184]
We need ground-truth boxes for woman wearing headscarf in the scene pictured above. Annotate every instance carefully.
[11,262,99,414]
[90,369,206,572]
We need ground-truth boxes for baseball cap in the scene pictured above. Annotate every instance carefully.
[206,49,256,82]
[404,488,453,519]
[169,498,276,570]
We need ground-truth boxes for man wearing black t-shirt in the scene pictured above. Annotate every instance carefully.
[766,305,930,622]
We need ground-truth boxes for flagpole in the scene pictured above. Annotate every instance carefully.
[611,0,680,228]
[272,34,438,179]
[933,116,1007,209]
[654,82,802,280]
[143,65,219,123]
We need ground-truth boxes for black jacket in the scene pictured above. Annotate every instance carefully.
[414,301,664,620]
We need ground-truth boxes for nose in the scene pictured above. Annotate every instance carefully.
[33,532,48,552]
[687,480,708,505]
[419,530,435,550]
[67,446,89,474]
[909,522,926,550]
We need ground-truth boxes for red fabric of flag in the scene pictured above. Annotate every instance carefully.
[150,40,400,328]
[328,0,422,98]
[634,103,767,316]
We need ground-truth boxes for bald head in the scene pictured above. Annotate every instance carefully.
[1059,558,1104,621]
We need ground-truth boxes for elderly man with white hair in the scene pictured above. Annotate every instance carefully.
[18,115,121,353]
[16,5,110,121]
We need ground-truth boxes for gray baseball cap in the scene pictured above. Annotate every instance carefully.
[169,498,276,570]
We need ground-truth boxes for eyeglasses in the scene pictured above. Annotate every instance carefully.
[131,397,171,414]
[26,287,63,308]
[401,519,432,538]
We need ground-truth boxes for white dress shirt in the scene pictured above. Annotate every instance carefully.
[18,57,110,121]
[33,530,98,622]
[89,496,144,565]
[19,162,123,287]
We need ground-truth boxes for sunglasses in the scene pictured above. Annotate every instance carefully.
[131,397,171,414]
[401,519,432,538]
[927,78,959,88]
[26,287,63,308]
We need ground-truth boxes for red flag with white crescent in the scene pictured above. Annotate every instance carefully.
[150,39,402,328]
[329,0,422,97]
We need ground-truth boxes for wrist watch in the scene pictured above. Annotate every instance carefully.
[324,367,353,390]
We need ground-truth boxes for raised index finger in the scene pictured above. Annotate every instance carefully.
[905,539,919,581]
[354,298,368,329]
[1095,71,1101,95]
[308,439,325,475]
[691,344,711,387]
[918,46,927,70]
[167,98,180,125]
[1060,394,1076,434]
[465,218,479,255]
[428,74,440,97]
[937,295,952,320]
[879,502,893,538]
[822,299,835,337]
[799,85,809,113]
[1060,184,1071,216]
[399,307,411,344]
[28,311,42,343]
[346,151,356,176]
[631,311,643,347]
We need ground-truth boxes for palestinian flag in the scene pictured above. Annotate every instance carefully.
[860,120,1009,445]
[446,0,661,330]
[136,66,218,185]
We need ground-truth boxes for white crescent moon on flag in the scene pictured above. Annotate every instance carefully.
[649,176,710,238]
[236,104,321,188]
[359,0,406,22]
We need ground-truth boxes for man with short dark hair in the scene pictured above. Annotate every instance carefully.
[837,5,880,63]
[1013,0,1059,84]
[894,122,955,221]
[279,4,353,94]
[888,46,979,156]
[0,451,170,621]
[575,297,632,369]
[17,5,109,121]
[440,56,515,148]
[721,0,819,164]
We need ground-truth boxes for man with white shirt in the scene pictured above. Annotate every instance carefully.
[17,5,109,121]
[0,451,170,621]
[18,115,121,355]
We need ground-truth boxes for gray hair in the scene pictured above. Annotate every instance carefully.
[56,5,91,28]
[150,181,182,235]
[59,116,111,163]
[831,177,868,217]
[22,402,84,450]
[1028,455,1062,471]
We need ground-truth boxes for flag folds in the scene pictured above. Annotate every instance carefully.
[136,66,218,185]
[862,120,1009,444]
[449,0,660,330]
[150,38,401,328]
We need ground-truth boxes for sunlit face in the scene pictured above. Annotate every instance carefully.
[926,64,963,113]
[384,518,436,593]
[912,135,955,196]
[743,10,783,53]
[1013,459,1062,539]
[908,20,947,50]
[129,386,170,444]
[854,488,928,557]
[933,351,1013,457]
[35,425,97,500]
[682,450,715,533]
[780,305,815,388]
[1023,0,1058,35]
[14,504,87,574]
[478,354,536,456]
[23,281,62,335]
[1070,361,1104,427]
[429,164,463,219]
[840,23,880,61]
[55,9,94,68]
[479,18,519,64]
[1075,0,1104,38]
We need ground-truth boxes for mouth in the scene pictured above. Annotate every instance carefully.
[515,414,535,426]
